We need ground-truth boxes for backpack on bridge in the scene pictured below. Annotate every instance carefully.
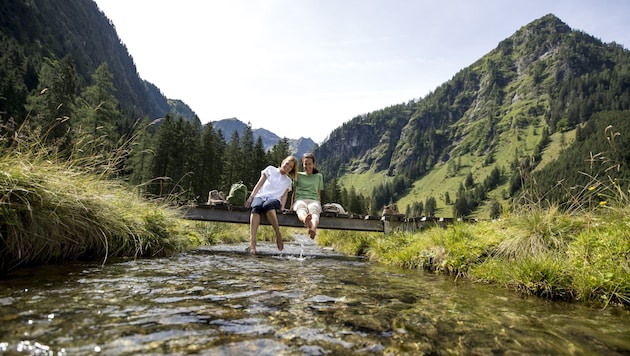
[226,181,248,206]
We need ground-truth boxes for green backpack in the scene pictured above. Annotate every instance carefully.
[226,181,248,206]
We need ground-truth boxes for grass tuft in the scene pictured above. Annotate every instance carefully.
[0,121,204,273]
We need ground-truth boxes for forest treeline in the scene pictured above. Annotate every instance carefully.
[1,55,370,213]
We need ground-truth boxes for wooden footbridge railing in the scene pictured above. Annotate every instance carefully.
[182,203,457,234]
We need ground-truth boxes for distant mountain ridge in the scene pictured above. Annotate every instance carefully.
[212,118,318,159]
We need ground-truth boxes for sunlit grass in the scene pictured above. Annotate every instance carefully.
[317,229,377,256]
[322,205,629,308]
[494,205,587,259]
[0,121,209,273]
[566,212,630,307]
[0,148,206,273]
[189,221,298,245]
[365,222,503,278]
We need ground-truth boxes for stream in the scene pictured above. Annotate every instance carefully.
[1,235,629,355]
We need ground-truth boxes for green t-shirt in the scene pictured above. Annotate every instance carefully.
[294,172,323,201]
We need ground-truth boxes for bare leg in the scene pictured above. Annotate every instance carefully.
[309,214,319,239]
[249,213,260,255]
[265,210,283,251]
[295,203,311,237]
[297,209,309,225]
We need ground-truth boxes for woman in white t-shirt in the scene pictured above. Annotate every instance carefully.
[244,156,298,255]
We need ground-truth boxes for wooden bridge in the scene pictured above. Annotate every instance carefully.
[182,203,455,234]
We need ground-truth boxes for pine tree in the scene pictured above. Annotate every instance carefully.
[267,137,292,166]
[127,117,156,188]
[241,124,258,188]
[196,122,220,200]
[425,196,437,217]
[0,35,29,123]
[251,136,267,184]
[348,186,363,214]
[25,55,78,152]
[179,118,201,201]
[75,62,120,154]
[223,130,243,188]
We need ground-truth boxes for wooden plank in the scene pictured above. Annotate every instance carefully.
[182,204,386,232]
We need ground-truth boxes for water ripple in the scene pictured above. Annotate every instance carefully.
[0,241,629,355]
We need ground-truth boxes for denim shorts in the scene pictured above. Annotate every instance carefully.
[250,196,281,214]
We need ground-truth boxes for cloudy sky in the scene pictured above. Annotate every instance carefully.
[93,0,630,143]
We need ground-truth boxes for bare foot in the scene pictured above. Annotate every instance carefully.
[246,244,256,255]
[276,235,284,251]
[304,213,312,228]
[308,228,316,239]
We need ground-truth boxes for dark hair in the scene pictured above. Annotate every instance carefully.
[302,152,320,174]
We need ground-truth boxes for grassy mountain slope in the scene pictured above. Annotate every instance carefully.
[318,14,630,217]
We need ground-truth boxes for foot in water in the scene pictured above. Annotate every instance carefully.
[308,228,316,239]
[276,235,284,251]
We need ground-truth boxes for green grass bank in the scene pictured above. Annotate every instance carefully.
[317,204,630,309]
[0,146,207,274]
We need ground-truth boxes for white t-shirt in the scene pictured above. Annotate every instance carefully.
[255,166,292,200]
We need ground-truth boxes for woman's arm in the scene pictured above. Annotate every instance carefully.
[245,173,267,208]
[317,173,323,201]
[280,189,289,210]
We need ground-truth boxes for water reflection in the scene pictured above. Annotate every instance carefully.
[1,238,629,355]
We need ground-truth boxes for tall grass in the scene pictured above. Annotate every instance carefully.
[321,177,629,308]
[317,229,377,256]
[494,205,587,259]
[0,120,204,274]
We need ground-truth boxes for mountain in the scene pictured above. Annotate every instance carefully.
[314,14,630,217]
[167,99,198,122]
[0,0,198,125]
[0,0,305,152]
[212,118,318,158]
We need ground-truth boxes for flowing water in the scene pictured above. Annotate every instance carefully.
[1,235,629,355]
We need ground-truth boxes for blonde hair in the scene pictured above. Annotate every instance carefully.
[282,156,299,180]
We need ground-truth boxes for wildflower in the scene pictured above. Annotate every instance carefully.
[599,201,607,206]
[588,186,595,191]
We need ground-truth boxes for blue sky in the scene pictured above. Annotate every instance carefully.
[94,0,630,143]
